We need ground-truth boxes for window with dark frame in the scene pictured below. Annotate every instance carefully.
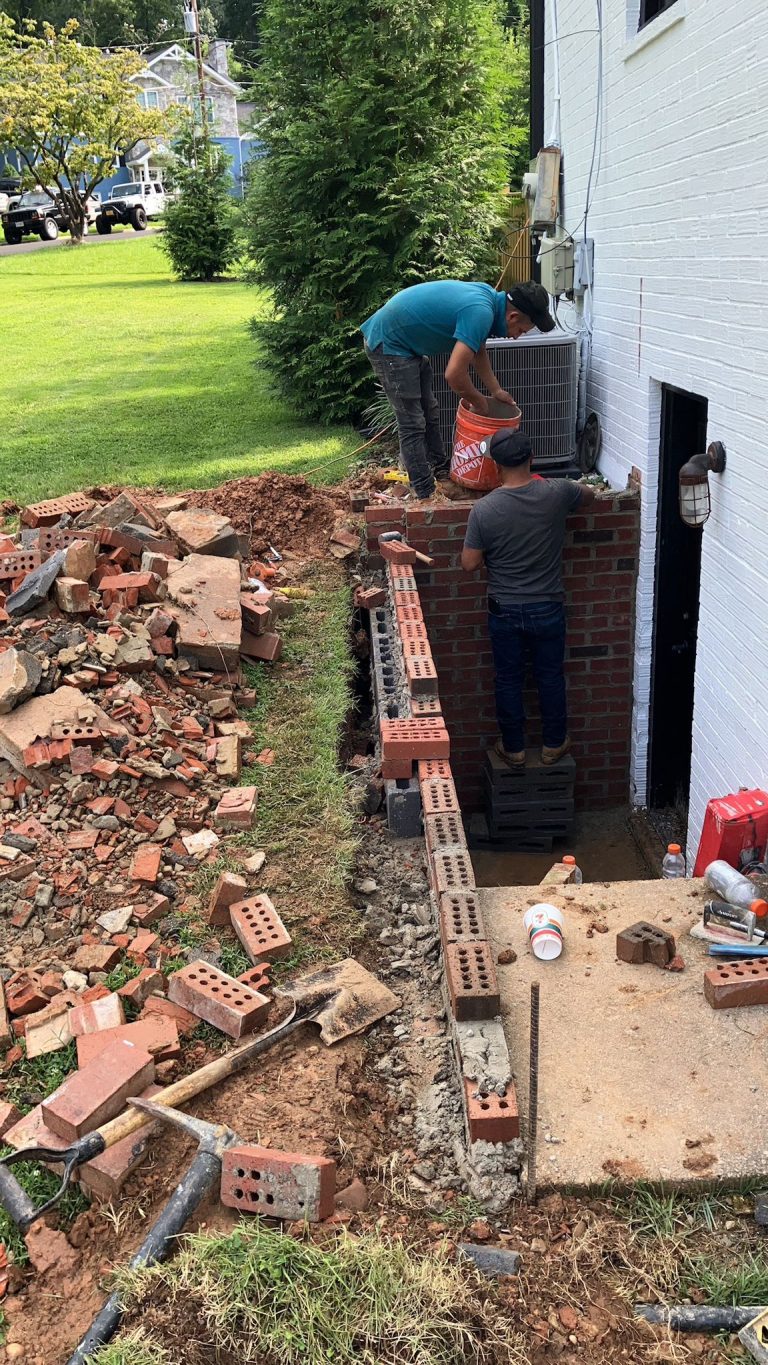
[639,0,677,29]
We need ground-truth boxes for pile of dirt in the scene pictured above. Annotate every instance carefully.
[185,474,345,559]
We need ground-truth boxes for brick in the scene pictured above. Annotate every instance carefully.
[75,1016,180,1067]
[79,1083,162,1201]
[418,759,453,782]
[142,994,199,1035]
[616,921,676,967]
[420,775,460,814]
[445,943,500,1021]
[229,895,292,964]
[241,631,282,663]
[423,810,465,857]
[390,570,418,592]
[405,654,439,695]
[24,1005,74,1059]
[354,586,386,610]
[53,577,91,614]
[704,959,768,1010]
[69,992,125,1036]
[381,757,413,780]
[92,758,119,780]
[3,1103,71,1154]
[380,718,449,761]
[130,843,162,883]
[51,721,102,744]
[0,551,43,581]
[0,1099,21,1137]
[463,1079,520,1144]
[398,620,429,644]
[20,492,94,527]
[410,695,442,717]
[117,969,165,1008]
[215,734,242,780]
[207,871,249,926]
[63,539,97,582]
[221,1144,336,1221]
[6,973,49,1017]
[72,944,122,973]
[438,891,486,945]
[393,589,421,608]
[394,604,424,625]
[0,978,9,1047]
[214,786,258,830]
[379,537,416,565]
[240,595,274,635]
[99,571,161,602]
[238,964,272,993]
[431,847,476,896]
[168,961,270,1038]
[132,892,171,926]
[42,1038,155,1140]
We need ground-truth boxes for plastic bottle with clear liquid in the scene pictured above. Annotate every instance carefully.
[662,843,686,878]
[705,859,768,914]
[563,854,583,885]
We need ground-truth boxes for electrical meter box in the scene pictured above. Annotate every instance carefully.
[538,236,574,297]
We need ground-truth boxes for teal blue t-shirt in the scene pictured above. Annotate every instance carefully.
[360,281,508,357]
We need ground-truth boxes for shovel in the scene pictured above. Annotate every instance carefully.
[0,958,398,1232]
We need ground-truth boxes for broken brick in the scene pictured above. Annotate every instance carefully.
[240,595,274,636]
[72,944,122,974]
[0,1099,21,1137]
[616,921,676,968]
[42,1038,155,1140]
[117,969,165,1009]
[240,631,282,663]
[69,992,125,1037]
[79,1083,161,1201]
[130,843,162,883]
[75,1016,180,1067]
[214,786,258,830]
[229,895,292,964]
[206,871,248,926]
[132,893,171,927]
[221,1145,336,1221]
[141,995,199,1036]
[168,961,269,1038]
[54,577,91,614]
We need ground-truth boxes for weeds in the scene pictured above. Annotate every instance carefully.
[105,962,142,992]
[217,940,251,979]
[5,1041,77,1115]
[99,1223,527,1364]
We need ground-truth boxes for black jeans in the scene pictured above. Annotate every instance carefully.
[365,344,447,498]
[487,599,568,753]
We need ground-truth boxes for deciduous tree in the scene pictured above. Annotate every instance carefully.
[0,14,166,241]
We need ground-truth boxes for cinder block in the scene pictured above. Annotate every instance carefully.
[207,871,249,926]
[704,959,768,1010]
[444,942,500,1020]
[229,895,292,964]
[42,1038,155,1141]
[221,1144,336,1220]
[431,847,476,897]
[463,1078,520,1144]
[69,992,125,1037]
[385,776,422,837]
[438,891,485,945]
[380,718,450,761]
[168,960,269,1038]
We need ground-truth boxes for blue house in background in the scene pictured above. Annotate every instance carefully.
[99,40,262,199]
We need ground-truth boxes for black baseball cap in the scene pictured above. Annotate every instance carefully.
[489,429,533,467]
[507,282,556,333]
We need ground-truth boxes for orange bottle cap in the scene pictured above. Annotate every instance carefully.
[563,855,576,865]
[750,899,768,918]
[668,844,682,854]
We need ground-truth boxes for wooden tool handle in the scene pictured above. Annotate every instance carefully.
[413,549,435,566]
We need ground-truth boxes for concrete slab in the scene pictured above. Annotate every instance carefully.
[480,877,768,1187]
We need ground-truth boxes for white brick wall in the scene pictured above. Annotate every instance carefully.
[543,0,768,860]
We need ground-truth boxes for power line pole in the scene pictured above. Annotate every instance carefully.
[184,0,209,139]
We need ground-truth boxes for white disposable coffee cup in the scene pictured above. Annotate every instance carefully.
[523,903,564,961]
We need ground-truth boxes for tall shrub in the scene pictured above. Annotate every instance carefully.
[161,126,238,282]
[245,0,512,422]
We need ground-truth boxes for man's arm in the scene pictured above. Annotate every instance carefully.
[444,342,488,413]
[471,345,517,409]
[576,483,599,509]
[461,545,485,573]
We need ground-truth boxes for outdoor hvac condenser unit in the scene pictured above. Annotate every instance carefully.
[432,332,579,471]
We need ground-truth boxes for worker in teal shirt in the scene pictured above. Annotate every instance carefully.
[360,280,554,500]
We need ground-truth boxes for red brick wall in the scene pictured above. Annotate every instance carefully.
[366,490,640,810]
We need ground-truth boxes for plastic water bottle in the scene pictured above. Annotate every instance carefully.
[705,859,767,912]
[662,843,686,878]
[563,854,583,885]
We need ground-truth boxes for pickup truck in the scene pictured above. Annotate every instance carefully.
[95,181,165,234]
[2,189,101,244]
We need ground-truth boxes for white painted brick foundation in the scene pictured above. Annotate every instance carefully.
[543,0,768,859]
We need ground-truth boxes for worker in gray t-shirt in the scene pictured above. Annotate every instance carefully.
[462,428,597,769]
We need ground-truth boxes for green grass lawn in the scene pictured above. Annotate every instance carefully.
[0,235,358,504]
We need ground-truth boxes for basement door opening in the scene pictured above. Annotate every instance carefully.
[647,385,707,813]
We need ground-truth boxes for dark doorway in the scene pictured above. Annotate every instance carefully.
[648,386,707,809]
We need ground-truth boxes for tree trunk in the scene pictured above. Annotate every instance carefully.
[69,209,87,245]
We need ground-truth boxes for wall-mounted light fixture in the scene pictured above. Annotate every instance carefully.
[679,441,726,527]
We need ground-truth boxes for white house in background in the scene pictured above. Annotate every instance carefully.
[99,39,261,197]
[537,0,768,859]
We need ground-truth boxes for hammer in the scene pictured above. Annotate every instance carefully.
[379,531,434,566]
[67,1100,240,1365]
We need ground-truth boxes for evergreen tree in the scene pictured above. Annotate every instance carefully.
[244,0,514,422]
[161,124,238,281]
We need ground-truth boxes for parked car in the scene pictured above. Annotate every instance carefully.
[0,177,21,215]
[1,189,101,244]
[95,181,165,234]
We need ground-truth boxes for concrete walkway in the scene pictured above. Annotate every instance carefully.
[481,876,768,1187]
[1,227,159,257]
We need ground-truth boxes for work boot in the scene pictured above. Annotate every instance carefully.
[494,739,526,769]
[541,736,571,766]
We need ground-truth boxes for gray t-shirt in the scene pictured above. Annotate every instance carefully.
[464,479,583,604]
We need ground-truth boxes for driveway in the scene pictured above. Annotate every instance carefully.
[1,226,160,256]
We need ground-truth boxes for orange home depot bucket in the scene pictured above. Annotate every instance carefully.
[450,397,523,491]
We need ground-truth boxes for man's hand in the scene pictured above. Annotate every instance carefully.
[468,394,490,416]
[491,387,517,408]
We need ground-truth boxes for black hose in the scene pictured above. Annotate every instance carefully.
[635,1304,765,1332]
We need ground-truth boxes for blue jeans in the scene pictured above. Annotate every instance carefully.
[365,344,447,498]
[487,599,568,753]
